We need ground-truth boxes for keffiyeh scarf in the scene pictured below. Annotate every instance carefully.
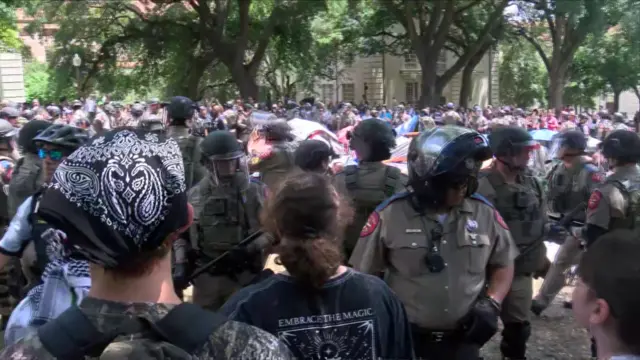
[4,229,91,346]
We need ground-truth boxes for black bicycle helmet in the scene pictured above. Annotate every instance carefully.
[33,124,90,150]
[18,120,51,154]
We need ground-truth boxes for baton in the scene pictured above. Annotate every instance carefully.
[183,230,265,287]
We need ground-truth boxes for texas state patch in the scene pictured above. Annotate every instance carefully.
[588,190,602,210]
[360,212,380,237]
[494,210,509,230]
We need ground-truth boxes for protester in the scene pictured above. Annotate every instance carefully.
[221,171,414,360]
[0,128,294,359]
[572,229,640,360]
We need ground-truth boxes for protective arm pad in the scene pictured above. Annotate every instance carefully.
[584,224,608,248]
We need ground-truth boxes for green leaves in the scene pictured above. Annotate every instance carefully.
[499,39,548,108]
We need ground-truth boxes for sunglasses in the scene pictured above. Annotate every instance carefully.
[38,148,65,161]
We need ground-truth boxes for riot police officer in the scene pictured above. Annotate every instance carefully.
[178,131,268,310]
[166,96,204,190]
[333,118,407,259]
[477,126,561,360]
[350,126,517,360]
[583,130,640,247]
[531,130,605,315]
[248,118,296,190]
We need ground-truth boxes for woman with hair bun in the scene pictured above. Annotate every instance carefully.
[221,171,414,360]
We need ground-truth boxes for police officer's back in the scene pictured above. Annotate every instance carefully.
[477,126,556,360]
[583,130,640,247]
[333,118,407,259]
[166,96,205,189]
[0,128,292,360]
[248,119,296,191]
[350,126,517,360]
[185,131,268,310]
[532,130,605,316]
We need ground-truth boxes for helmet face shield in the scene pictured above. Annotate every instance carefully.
[206,152,248,188]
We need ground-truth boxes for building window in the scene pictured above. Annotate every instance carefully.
[404,53,419,70]
[321,84,335,103]
[342,83,355,103]
[405,82,420,104]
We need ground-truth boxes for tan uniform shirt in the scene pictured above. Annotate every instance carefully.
[349,193,517,330]
[586,165,640,229]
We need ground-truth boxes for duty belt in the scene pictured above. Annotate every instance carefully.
[410,324,461,343]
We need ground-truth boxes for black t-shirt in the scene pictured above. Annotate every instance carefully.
[220,268,413,360]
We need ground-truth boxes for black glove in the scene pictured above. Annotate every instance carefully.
[173,263,188,293]
[462,296,501,346]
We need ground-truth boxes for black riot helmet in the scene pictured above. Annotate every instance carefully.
[489,126,539,172]
[407,126,492,208]
[168,96,196,125]
[349,118,396,162]
[549,130,587,160]
[200,131,249,189]
[601,130,640,165]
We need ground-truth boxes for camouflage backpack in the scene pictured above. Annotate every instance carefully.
[609,178,640,229]
[37,303,227,359]
[342,165,402,257]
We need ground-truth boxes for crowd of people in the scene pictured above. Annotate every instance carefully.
[0,94,636,360]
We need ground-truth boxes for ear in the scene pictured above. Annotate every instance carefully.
[168,203,194,243]
[590,298,611,326]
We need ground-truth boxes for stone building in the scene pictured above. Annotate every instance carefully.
[306,49,500,107]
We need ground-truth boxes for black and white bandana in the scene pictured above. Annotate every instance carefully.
[38,128,190,268]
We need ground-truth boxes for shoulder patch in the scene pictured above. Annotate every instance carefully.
[470,193,494,208]
[588,190,602,210]
[494,210,509,230]
[360,212,380,237]
[374,191,411,212]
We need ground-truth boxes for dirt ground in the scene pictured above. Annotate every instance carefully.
[480,278,593,360]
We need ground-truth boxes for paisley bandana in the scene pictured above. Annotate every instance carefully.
[38,128,190,268]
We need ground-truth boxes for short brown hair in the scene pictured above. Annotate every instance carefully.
[261,171,352,289]
[578,229,640,354]
[105,239,172,278]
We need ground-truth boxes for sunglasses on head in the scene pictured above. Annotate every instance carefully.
[38,148,65,161]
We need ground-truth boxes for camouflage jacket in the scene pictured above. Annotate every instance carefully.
[0,297,293,360]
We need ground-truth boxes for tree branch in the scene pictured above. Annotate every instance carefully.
[455,0,485,16]
[247,4,279,73]
[438,0,508,85]
[518,28,551,73]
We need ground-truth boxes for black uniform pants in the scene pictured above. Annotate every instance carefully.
[411,326,481,360]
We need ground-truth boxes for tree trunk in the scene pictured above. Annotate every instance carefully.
[184,57,211,100]
[613,89,621,112]
[548,70,565,116]
[228,64,259,100]
[460,45,490,109]
[420,59,439,107]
